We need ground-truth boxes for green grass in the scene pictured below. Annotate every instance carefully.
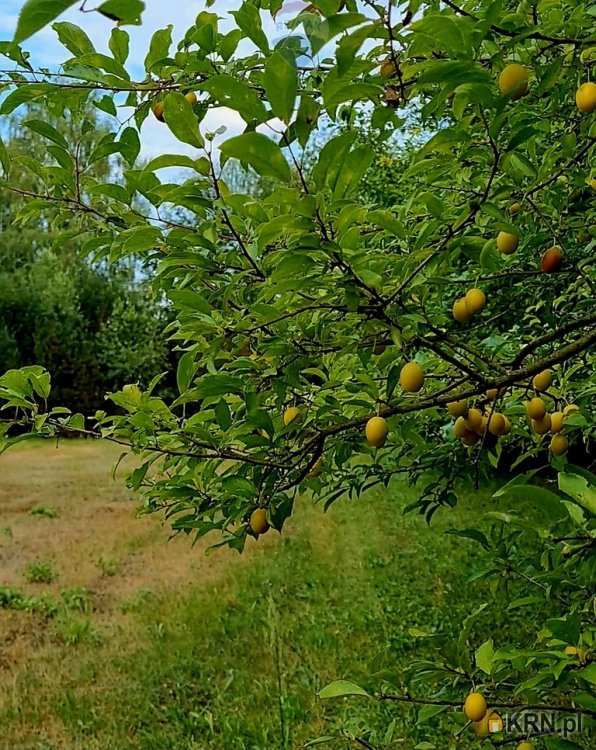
[24,559,58,584]
[30,505,60,519]
[1,479,514,750]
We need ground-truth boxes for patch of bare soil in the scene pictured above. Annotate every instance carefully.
[0,441,264,673]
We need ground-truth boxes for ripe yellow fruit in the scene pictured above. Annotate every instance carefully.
[380,59,397,78]
[502,415,512,435]
[153,101,165,122]
[526,397,546,420]
[532,413,551,435]
[532,369,552,392]
[496,231,519,254]
[453,417,469,438]
[509,202,522,215]
[576,81,596,113]
[550,434,568,456]
[474,710,503,737]
[486,388,499,401]
[399,362,424,392]
[366,416,389,448]
[454,416,468,438]
[563,403,579,417]
[185,91,198,106]
[564,645,579,656]
[517,743,534,750]
[453,297,472,323]
[487,412,507,437]
[283,406,301,426]
[465,287,486,314]
[499,63,529,99]
[448,400,468,418]
[249,508,269,535]
[464,692,488,722]
[550,411,565,433]
[466,408,484,433]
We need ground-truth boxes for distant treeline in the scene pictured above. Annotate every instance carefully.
[0,111,174,413]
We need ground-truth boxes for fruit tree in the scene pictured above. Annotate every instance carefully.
[0,0,595,747]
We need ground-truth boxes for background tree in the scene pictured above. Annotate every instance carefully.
[0,112,173,411]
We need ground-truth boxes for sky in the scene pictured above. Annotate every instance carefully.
[0,0,296,158]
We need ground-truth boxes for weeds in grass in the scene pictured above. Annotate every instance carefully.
[96,555,120,577]
[119,588,154,613]
[24,560,57,584]
[61,587,92,614]
[54,616,100,646]
[0,586,58,618]
[30,505,60,519]
[0,586,92,620]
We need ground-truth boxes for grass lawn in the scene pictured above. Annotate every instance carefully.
[0,440,530,749]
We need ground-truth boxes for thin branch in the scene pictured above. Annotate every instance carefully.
[441,0,596,46]
[318,326,596,440]
[208,154,265,280]
[378,692,596,718]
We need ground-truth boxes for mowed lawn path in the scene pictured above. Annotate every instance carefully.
[0,440,497,750]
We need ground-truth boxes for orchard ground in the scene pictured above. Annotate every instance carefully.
[0,440,566,750]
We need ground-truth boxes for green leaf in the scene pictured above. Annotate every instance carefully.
[23,119,68,149]
[497,484,566,523]
[65,52,130,80]
[417,704,448,725]
[109,27,130,64]
[194,375,245,399]
[119,127,140,166]
[0,135,10,177]
[545,615,580,644]
[312,132,353,191]
[144,154,206,173]
[319,680,369,699]
[0,84,50,115]
[231,2,269,54]
[14,0,79,44]
[52,21,95,56]
[199,75,268,123]
[294,94,321,148]
[475,639,495,675]
[220,132,290,183]
[163,92,203,149]
[120,226,162,252]
[303,738,336,748]
[145,25,172,73]
[333,144,373,199]
[221,476,257,499]
[97,0,145,24]
[558,473,596,515]
[168,290,211,314]
[214,399,232,431]
[264,51,297,123]
[577,663,596,686]
[176,352,197,394]
[445,528,490,550]
[303,12,367,56]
